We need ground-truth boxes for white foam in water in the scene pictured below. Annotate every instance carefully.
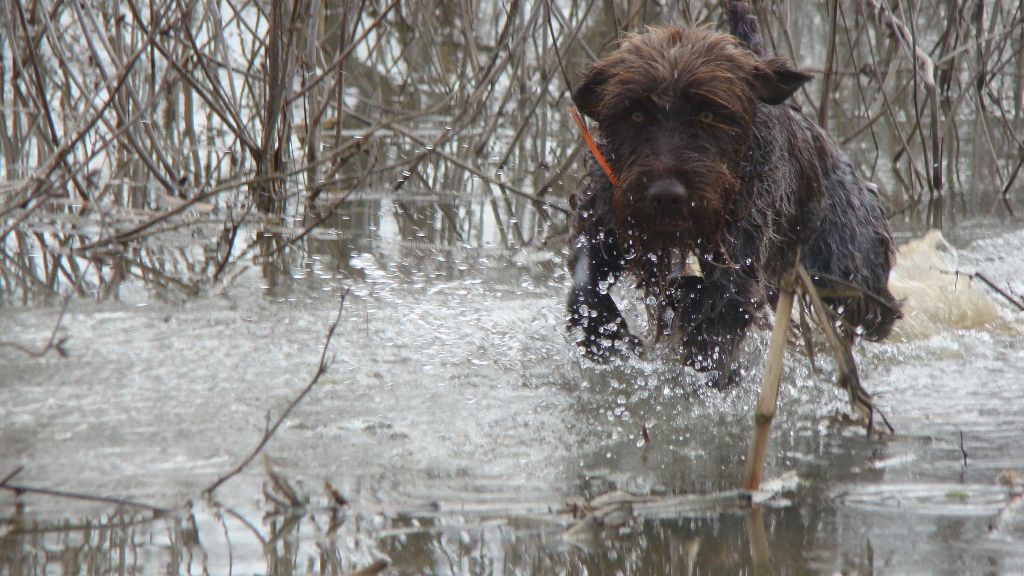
[887,229,1003,340]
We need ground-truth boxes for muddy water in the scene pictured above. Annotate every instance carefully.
[2,202,1023,574]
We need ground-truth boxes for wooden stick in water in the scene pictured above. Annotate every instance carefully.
[744,268,796,491]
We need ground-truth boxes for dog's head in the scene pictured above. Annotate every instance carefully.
[574,26,811,251]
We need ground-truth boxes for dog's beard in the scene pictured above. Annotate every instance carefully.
[611,169,739,268]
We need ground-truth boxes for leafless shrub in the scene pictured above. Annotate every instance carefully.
[1,0,1021,302]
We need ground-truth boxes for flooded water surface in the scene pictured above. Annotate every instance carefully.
[3,209,1023,574]
[3,0,1024,574]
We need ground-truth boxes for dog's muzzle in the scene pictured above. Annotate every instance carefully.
[648,179,688,210]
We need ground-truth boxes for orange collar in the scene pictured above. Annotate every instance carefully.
[569,107,619,187]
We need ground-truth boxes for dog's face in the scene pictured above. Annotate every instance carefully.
[574,27,810,250]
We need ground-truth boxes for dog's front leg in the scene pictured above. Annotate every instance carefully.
[674,271,757,389]
[567,234,643,361]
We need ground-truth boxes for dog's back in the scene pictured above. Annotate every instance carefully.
[727,2,900,340]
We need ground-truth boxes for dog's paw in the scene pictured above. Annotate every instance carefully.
[577,324,644,363]
[680,343,743,389]
[707,365,743,390]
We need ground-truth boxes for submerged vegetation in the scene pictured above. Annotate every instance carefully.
[1,0,1022,303]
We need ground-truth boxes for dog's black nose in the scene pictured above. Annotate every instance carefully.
[648,179,688,210]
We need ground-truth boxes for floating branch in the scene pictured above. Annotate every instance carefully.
[1,464,169,516]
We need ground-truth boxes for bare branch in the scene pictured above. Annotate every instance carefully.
[203,288,350,497]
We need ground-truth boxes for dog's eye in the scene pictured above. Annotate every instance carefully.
[630,111,645,124]
[698,111,715,123]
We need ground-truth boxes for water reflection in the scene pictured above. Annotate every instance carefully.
[4,484,1021,575]
[0,496,823,575]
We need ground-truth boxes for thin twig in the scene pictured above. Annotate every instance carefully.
[203,288,350,496]
[969,271,1024,311]
[796,263,894,435]
[0,295,71,358]
[0,481,170,514]
[0,466,24,486]
[940,268,1024,311]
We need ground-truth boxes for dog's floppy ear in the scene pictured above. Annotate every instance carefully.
[573,63,611,120]
[752,56,812,105]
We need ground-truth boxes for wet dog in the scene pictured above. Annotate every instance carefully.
[566,2,900,387]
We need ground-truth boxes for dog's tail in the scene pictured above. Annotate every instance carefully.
[726,1,765,56]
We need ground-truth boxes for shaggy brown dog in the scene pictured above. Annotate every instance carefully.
[567,3,899,387]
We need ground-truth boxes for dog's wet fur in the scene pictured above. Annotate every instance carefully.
[567,2,900,387]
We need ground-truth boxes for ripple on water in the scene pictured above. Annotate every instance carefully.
[833,482,1008,516]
